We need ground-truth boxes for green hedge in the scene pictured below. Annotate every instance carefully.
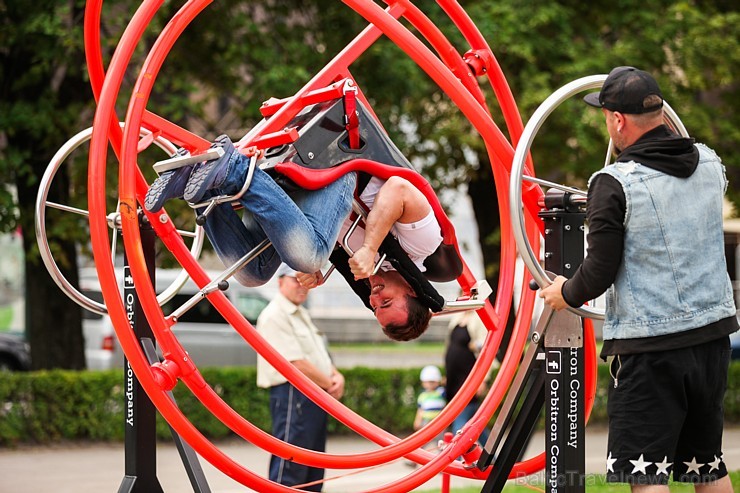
[1,362,738,446]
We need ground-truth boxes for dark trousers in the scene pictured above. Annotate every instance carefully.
[269,383,328,491]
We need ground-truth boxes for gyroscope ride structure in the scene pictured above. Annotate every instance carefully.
[35,0,689,491]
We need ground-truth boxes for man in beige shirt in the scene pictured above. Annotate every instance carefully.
[256,264,344,491]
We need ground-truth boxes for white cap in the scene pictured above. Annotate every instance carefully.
[420,365,442,382]
[276,263,297,278]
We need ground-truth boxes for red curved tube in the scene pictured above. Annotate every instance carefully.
[84,0,602,489]
[96,3,526,490]
[275,160,457,245]
[105,3,496,489]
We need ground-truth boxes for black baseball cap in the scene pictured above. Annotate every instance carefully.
[583,66,663,114]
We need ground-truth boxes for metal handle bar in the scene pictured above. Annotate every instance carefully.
[341,201,387,274]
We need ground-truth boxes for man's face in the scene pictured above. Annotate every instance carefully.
[368,271,415,328]
[279,275,308,306]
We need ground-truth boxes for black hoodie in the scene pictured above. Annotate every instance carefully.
[561,125,736,357]
[616,125,698,177]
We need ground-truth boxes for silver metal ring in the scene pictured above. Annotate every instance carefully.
[509,75,687,319]
[34,124,204,315]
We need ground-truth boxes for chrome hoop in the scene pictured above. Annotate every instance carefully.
[35,124,205,316]
[509,74,688,320]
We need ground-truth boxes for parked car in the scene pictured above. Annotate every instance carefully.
[79,287,118,370]
[79,268,271,370]
[0,332,31,371]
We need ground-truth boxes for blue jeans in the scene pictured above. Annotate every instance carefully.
[452,400,490,446]
[269,383,327,491]
[202,151,357,286]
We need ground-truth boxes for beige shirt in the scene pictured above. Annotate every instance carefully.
[256,293,333,389]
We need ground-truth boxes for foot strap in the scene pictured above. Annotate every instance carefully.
[192,153,258,225]
[439,280,492,314]
[153,147,225,174]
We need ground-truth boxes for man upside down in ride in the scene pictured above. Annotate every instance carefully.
[145,134,442,341]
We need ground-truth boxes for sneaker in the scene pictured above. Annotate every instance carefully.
[144,163,193,213]
[183,134,235,204]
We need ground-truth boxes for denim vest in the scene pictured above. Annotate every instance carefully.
[592,143,736,340]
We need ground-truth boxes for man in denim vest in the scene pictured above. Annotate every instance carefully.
[540,66,737,492]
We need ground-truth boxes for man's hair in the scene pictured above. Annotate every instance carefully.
[381,295,432,342]
[628,95,664,127]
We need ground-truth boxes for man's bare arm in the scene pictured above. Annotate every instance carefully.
[292,359,333,390]
[349,176,431,279]
[325,366,345,400]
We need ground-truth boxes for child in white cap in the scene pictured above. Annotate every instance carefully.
[413,365,446,452]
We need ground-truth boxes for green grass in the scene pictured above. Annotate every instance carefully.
[419,471,740,492]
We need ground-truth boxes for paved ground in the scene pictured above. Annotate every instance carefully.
[1,427,738,493]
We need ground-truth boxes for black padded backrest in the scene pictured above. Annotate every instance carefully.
[261,95,456,309]
[422,243,464,283]
[259,98,414,174]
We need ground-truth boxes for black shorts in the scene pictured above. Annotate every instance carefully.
[605,336,731,485]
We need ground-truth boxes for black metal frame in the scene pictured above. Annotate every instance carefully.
[117,214,211,493]
[477,189,587,493]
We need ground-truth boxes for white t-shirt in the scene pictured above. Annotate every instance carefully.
[337,177,443,271]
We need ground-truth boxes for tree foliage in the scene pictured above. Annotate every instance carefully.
[1,0,91,369]
[355,0,740,279]
[465,0,739,185]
